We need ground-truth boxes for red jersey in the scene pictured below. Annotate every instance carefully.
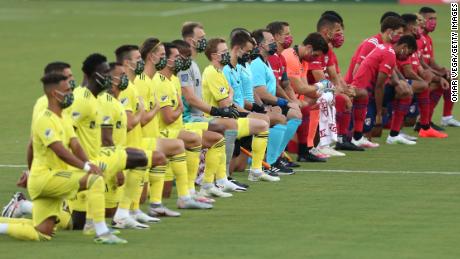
[421,33,434,64]
[397,53,421,77]
[267,53,288,85]
[307,48,334,84]
[344,34,384,84]
[352,44,396,90]
[329,49,340,74]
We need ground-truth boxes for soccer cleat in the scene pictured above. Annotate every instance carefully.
[399,131,417,142]
[418,127,448,138]
[309,147,330,158]
[132,211,160,223]
[112,216,150,229]
[386,134,417,145]
[177,198,213,209]
[198,186,233,198]
[228,177,249,189]
[318,146,346,157]
[218,180,247,192]
[335,141,365,151]
[1,192,27,218]
[430,122,445,131]
[264,166,280,177]
[270,162,293,175]
[297,152,327,162]
[148,205,181,217]
[441,117,460,127]
[83,224,120,236]
[94,233,127,245]
[351,137,379,148]
[193,195,216,204]
[248,169,280,182]
[272,160,294,173]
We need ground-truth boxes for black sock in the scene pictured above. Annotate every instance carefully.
[353,132,363,140]
[298,143,308,156]
[421,124,430,130]
[390,130,399,137]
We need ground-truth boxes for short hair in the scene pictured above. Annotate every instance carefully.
[302,32,329,54]
[380,16,406,33]
[401,13,418,25]
[252,29,270,45]
[44,61,71,74]
[230,27,250,38]
[114,44,138,63]
[41,73,68,90]
[419,7,436,14]
[205,38,226,61]
[182,22,203,39]
[109,62,123,72]
[380,11,400,24]
[397,35,418,52]
[317,14,342,31]
[163,42,177,59]
[140,38,161,61]
[82,53,107,76]
[172,39,191,56]
[266,21,289,36]
[230,30,253,48]
[321,11,343,27]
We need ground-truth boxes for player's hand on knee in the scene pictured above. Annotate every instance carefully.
[16,170,29,188]
[87,163,102,175]
[152,151,167,167]
[116,171,125,186]
[440,78,450,90]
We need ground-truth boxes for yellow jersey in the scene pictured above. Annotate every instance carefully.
[201,65,230,110]
[134,73,160,138]
[153,73,183,131]
[97,92,128,147]
[119,81,143,148]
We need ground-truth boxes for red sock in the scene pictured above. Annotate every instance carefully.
[429,87,444,121]
[417,89,430,126]
[443,87,454,117]
[391,96,412,132]
[335,95,351,136]
[352,95,369,133]
[307,108,319,147]
[297,105,311,145]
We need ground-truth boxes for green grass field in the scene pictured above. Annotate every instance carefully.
[0,1,459,258]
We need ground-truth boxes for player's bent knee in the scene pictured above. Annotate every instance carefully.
[152,151,167,167]
[208,123,226,135]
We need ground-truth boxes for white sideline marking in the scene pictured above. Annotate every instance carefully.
[158,4,228,17]
[295,169,460,175]
[0,164,27,168]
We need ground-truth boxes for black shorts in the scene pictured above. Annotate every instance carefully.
[233,136,253,157]
[280,106,290,116]
[238,112,249,118]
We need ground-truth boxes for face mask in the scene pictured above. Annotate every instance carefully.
[56,90,74,109]
[172,58,185,73]
[267,42,277,55]
[220,52,231,65]
[238,53,250,65]
[303,49,316,62]
[426,19,437,32]
[155,56,167,70]
[389,32,401,44]
[416,26,424,39]
[111,74,129,91]
[331,33,345,48]
[181,57,192,71]
[133,59,145,75]
[95,72,111,90]
[196,38,207,53]
[282,35,293,49]
[250,48,260,60]
[68,79,77,90]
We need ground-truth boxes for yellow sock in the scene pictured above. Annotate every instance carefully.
[6,220,43,241]
[171,153,190,198]
[86,174,106,223]
[118,170,144,210]
[204,138,225,184]
[185,146,201,192]
[56,209,72,230]
[0,218,32,224]
[251,130,268,170]
[149,165,166,204]
[216,140,227,181]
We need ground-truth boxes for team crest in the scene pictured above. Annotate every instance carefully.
[120,98,128,105]
[161,95,169,102]
[44,128,53,139]
[365,118,372,126]
[219,87,226,94]
[103,116,110,124]
[181,74,189,82]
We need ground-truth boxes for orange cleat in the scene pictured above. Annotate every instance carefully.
[418,127,448,138]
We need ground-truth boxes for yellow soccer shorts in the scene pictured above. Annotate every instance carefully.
[236,118,250,139]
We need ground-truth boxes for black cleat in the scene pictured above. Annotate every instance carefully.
[335,141,365,151]
[297,153,327,163]
[430,122,445,131]
[280,157,300,168]
[228,177,249,189]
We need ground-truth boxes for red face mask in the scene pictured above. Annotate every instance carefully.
[426,19,437,32]
[282,35,293,49]
[331,33,345,48]
[390,32,401,44]
[415,26,423,39]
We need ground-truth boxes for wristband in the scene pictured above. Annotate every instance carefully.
[276,98,288,107]
[406,79,413,86]
[83,162,91,173]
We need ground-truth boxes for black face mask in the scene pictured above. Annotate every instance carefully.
[220,52,231,66]
[267,42,277,55]
[196,38,207,53]
[173,58,186,73]
[56,90,74,109]
[95,72,111,90]
[112,74,129,91]
[250,48,261,60]
[182,57,192,71]
[238,53,250,65]
[68,79,77,91]
[133,60,145,75]
[155,57,167,70]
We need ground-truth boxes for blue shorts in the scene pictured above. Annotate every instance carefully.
[363,84,395,133]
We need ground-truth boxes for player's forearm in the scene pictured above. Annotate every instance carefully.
[26,138,33,170]
[70,139,90,162]
[51,143,86,169]
[285,86,298,102]
[403,66,424,81]
[276,85,290,100]
[374,85,384,118]
[187,95,212,114]
[217,98,232,108]
[140,109,156,127]
[255,87,277,105]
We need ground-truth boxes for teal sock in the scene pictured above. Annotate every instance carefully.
[279,118,301,153]
[266,124,286,165]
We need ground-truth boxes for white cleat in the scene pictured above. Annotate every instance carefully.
[177,198,213,209]
[351,137,379,148]
[1,192,27,218]
[198,186,233,198]
[112,216,149,229]
[218,180,247,192]
[441,116,460,127]
[192,194,216,204]
[318,146,346,157]
[386,134,416,145]
[248,169,280,182]
[399,131,417,142]
[148,205,181,217]
[131,211,160,223]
